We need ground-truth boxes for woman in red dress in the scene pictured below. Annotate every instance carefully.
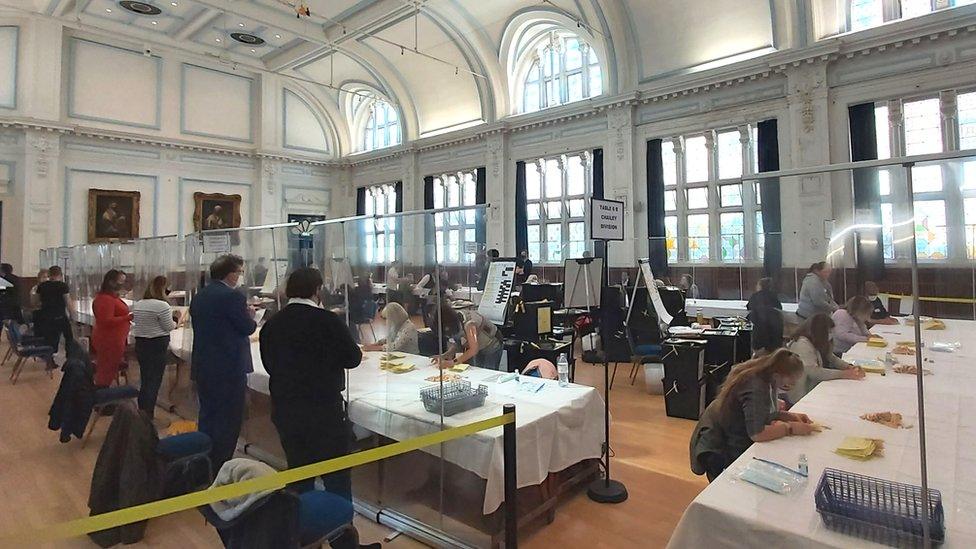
[91,269,133,387]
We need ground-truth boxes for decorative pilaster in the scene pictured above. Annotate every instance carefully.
[604,104,636,267]
[23,129,61,272]
[485,132,507,253]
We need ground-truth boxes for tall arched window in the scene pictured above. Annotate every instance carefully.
[363,100,400,152]
[518,32,603,114]
[342,87,402,153]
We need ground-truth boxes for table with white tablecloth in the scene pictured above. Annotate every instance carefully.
[168,328,603,514]
[668,318,976,548]
[685,298,799,320]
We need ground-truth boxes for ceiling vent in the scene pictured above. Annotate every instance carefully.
[230,33,266,46]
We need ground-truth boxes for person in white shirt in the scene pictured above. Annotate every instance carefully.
[132,275,178,419]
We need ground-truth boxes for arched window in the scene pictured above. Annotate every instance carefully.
[363,100,400,152]
[848,0,975,32]
[341,87,402,153]
[517,31,603,114]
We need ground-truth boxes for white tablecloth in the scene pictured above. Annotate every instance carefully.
[668,319,976,548]
[168,330,603,514]
[685,298,799,320]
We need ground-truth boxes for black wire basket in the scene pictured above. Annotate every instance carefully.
[420,380,488,416]
[815,468,945,547]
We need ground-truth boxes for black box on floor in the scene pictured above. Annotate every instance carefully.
[661,339,706,420]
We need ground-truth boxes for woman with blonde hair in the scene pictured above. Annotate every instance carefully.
[132,275,177,418]
[785,313,864,405]
[690,348,814,481]
[364,301,419,354]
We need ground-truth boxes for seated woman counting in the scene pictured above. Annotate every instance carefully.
[864,281,899,326]
[363,302,419,355]
[690,349,814,481]
[831,296,875,356]
[784,314,864,405]
[432,303,504,371]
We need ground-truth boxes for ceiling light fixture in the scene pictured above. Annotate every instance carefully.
[231,33,265,46]
[238,23,245,27]
[151,21,158,25]
[250,49,256,53]
[274,34,281,39]
[119,1,163,16]
[171,2,178,6]
[215,37,222,42]
[105,8,112,12]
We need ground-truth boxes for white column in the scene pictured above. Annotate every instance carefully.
[783,62,833,267]
[254,158,280,226]
[605,104,636,268]
[485,131,508,254]
[23,130,62,272]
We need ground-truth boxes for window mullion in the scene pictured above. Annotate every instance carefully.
[705,131,718,263]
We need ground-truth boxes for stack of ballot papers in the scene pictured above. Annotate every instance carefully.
[867,337,887,348]
[835,437,885,460]
[852,359,885,374]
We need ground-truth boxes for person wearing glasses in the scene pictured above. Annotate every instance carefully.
[189,255,257,470]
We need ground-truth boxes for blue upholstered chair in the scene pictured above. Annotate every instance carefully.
[200,487,355,548]
[81,385,140,447]
[5,321,55,384]
[157,431,214,497]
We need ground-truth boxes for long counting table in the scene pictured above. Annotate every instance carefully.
[667,319,976,548]
[167,328,603,515]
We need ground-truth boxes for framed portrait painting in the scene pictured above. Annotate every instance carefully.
[193,192,242,232]
[88,189,140,243]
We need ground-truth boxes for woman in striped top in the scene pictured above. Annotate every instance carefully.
[132,275,178,419]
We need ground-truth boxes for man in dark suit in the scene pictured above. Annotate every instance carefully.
[189,254,257,470]
[259,267,363,498]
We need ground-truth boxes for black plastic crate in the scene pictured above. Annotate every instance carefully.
[815,468,945,547]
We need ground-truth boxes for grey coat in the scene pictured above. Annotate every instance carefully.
[796,272,838,319]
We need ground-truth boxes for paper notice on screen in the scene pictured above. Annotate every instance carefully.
[639,259,673,325]
[478,261,516,325]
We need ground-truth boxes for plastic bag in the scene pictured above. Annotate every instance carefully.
[729,459,807,494]
[931,341,961,353]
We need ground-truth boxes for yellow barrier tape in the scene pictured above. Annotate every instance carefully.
[2,412,515,544]
[881,293,976,305]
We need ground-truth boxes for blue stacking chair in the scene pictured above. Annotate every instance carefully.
[5,321,55,384]
[81,385,140,447]
[157,431,214,497]
[200,487,355,548]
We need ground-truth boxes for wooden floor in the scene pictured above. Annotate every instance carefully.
[0,335,705,549]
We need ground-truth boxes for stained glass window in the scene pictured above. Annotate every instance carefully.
[900,0,932,18]
[849,0,971,32]
[687,214,710,262]
[720,212,744,262]
[911,164,943,193]
[363,99,400,152]
[966,198,976,259]
[664,190,677,211]
[665,215,678,262]
[913,200,947,259]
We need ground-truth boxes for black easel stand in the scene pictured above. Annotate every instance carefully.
[583,245,628,504]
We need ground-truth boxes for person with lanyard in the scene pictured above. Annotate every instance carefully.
[689,348,813,481]
[259,268,381,549]
[34,265,76,368]
[515,249,533,286]
[189,254,257,471]
[433,302,504,370]
[863,281,899,325]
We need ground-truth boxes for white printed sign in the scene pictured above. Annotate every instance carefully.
[638,258,673,325]
[590,198,624,241]
[202,233,231,254]
[478,261,516,325]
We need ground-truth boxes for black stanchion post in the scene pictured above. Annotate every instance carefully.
[503,404,518,549]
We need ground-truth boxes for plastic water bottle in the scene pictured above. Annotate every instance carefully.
[557,356,570,387]
[798,454,809,476]
[696,308,704,325]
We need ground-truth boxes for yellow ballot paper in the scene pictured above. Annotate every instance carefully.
[867,337,887,348]
[835,437,885,460]
[450,363,470,373]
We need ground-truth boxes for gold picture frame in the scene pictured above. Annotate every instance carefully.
[193,192,242,232]
[87,189,140,243]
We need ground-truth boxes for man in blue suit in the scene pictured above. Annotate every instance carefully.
[190,254,257,470]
